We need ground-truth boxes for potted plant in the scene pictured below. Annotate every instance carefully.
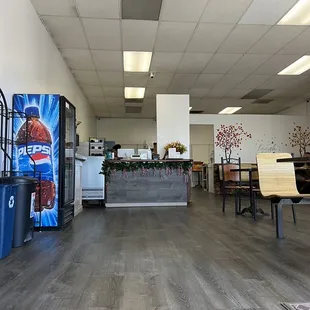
[164,141,187,159]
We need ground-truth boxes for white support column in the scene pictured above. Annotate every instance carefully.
[156,94,190,159]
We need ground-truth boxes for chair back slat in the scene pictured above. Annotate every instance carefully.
[220,157,241,182]
[256,153,299,197]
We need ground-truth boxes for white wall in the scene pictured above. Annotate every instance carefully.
[190,125,214,163]
[97,118,157,147]
[0,0,96,143]
[157,95,190,159]
[190,114,310,163]
[278,102,310,116]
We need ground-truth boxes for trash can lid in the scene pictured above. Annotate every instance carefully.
[0,177,38,184]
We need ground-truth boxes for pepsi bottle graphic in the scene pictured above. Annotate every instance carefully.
[16,106,56,211]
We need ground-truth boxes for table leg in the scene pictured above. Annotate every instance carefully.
[249,170,256,221]
[275,201,284,239]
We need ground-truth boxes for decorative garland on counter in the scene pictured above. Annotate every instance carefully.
[100,160,193,183]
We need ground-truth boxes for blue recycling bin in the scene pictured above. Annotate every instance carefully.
[0,184,18,259]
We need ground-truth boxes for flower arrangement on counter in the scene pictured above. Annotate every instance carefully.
[100,160,193,183]
[164,141,187,154]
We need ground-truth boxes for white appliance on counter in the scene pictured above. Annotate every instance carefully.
[82,156,105,200]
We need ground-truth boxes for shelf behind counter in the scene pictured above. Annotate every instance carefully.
[103,159,193,208]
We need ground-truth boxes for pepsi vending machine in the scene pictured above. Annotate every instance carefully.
[12,94,76,229]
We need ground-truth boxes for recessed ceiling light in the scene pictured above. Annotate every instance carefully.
[219,107,242,114]
[123,51,152,72]
[189,107,192,111]
[278,56,310,75]
[124,87,145,99]
[278,0,310,25]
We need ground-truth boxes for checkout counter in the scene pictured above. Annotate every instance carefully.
[103,150,192,207]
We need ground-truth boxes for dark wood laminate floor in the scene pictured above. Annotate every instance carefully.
[1,191,310,310]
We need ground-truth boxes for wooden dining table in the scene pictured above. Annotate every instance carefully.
[277,157,310,163]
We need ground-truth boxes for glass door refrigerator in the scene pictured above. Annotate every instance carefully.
[12,94,76,230]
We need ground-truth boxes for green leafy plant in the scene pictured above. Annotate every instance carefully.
[100,160,193,183]
[164,141,187,154]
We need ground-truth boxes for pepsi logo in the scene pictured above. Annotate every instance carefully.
[18,144,51,157]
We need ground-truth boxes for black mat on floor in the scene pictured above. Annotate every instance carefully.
[282,303,310,310]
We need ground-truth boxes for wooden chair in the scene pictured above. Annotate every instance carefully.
[256,153,310,238]
[220,157,251,215]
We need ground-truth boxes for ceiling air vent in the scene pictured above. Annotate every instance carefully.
[241,89,273,99]
[126,106,142,113]
[122,0,163,21]
[190,110,204,114]
[252,99,274,104]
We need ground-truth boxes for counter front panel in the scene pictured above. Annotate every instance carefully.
[104,160,192,208]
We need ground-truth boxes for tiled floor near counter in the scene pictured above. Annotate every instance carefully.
[1,190,310,310]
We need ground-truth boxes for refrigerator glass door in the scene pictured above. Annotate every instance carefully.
[64,101,75,204]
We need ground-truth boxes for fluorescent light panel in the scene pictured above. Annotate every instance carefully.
[219,107,242,114]
[278,55,310,75]
[278,0,310,25]
[124,87,145,99]
[123,51,152,72]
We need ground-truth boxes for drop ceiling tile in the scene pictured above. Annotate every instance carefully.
[82,19,121,50]
[218,25,271,54]
[239,0,298,25]
[150,52,183,72]
[203,54,242,74]
[177,53,213,73]
[189,88,210,98]
[31,0,77,16]
[193,74,224,88]
[259,75,308,90]
[187,23,234,53]
[76,0,120,18]
[145,88,167,98]
[124,73,149,87]
[60,49,95,70]
[167,87,190,94]
[169,74,198,88]
[71,70,100,85]
[105,97,125,106]
[147,73,174,87]
[228,54,271,75]
[205,88,229,98]
[143,98,156,105]
[235,74,272,89]
[98,72,124,87]
[201,0,252,23]
[80,85,104,98]
[248,26,306,54]
[278,28,310,55]
[212,74,247,91]
[160,0,208,22]
[154,22,196,52]
[255,54,301,74]
[88,97,107,105]
[122,20,158,51]
[103,87,124,97]
[225,88,254,98]
[41,16,88,49]
[91,50,123,71]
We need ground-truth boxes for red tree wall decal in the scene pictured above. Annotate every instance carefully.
[289,124,310,156]
[215,123,252,163]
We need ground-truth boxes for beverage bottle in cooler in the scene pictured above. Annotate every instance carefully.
[15,106,56,211]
